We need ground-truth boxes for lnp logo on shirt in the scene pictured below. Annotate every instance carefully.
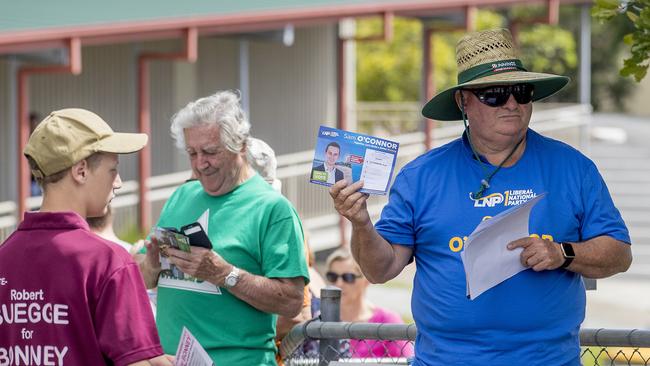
[470,192,504,207]
[470,188,538,208]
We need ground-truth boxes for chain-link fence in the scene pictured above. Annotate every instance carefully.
[281,321,415,365]
[280,288,650,365]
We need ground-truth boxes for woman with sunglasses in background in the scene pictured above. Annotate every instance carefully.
[325,248,414,359]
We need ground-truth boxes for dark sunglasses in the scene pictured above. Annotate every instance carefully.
[468,83,534,107]
[326,271,362,284]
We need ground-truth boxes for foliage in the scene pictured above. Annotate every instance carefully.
[516,27,578,77]
[119,222,147,244]
[356,5,644,113]
[356,17,422,102]
[558,4,636,110]
[588,10,637,110]
[517,25,578,103]
[593,0,650,81]
[356,10,578,105]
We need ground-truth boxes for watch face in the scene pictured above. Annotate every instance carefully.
[225,277,237,287]
[562,243,576,258]
[225,267,239,288]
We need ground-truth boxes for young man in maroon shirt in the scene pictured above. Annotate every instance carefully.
[0,109,173,366]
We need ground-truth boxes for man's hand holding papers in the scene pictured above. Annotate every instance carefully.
[461,194,546,300]
[507,235,566,271]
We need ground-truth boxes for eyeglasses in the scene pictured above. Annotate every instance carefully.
[326,271,362,284]
[468,83,534,107]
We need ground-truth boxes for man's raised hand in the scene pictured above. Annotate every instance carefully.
[329,180,370,227]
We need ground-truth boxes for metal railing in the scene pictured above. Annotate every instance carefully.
[280,287,650,366]
[0,103,592,248]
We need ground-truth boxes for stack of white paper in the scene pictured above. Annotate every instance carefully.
[461,193,546,300]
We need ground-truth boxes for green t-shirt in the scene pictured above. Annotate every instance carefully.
[155,175,309,366]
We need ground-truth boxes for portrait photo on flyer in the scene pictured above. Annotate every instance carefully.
[309,125,399,195]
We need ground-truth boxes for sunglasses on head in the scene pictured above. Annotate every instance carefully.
[326,271,362,284]
[468,83,534,108]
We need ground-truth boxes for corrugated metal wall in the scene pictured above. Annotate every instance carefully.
[197,37,240,95]
[248,25,337,155]
[0,59,16,201]
[27,42,181,183]
[196,24,338,155]
[0,24,338,202]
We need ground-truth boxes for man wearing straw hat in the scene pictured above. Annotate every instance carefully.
[0,109,173,365]
[329,29,631,365]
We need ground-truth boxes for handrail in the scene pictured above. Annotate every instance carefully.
[0,103,592,242]
[581,328,650,347]
[279,321,650,360]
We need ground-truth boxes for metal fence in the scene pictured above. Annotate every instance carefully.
[280,288,650,366]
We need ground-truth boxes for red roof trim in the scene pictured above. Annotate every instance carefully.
[0,0,591,53]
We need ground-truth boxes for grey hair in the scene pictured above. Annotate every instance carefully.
[170,90,251,153]
[247,137,283,192]
[246,138,277,181]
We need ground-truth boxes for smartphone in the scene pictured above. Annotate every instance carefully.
[180,222,213,249]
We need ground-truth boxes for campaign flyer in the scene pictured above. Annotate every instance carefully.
[175,327,215,366]
[309,125,399,195]
[152,227,221,295]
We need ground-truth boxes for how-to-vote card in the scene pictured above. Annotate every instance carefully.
[309,126,399,195]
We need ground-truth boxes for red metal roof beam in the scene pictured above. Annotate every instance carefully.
[547,0,560,25]
[17,38,82,217]
[137,27,197,233]
[357,11,394,42]
[509,0,560,42]
[423,6,477,150]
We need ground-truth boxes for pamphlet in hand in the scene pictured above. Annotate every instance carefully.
[309,125,399,195]
[152,227,191,279]
[175,327,215,366]
[152,227,191,253]
[152,226,222,295]
[460,193,546,300]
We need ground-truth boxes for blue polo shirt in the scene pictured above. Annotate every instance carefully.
[375,129,630,366]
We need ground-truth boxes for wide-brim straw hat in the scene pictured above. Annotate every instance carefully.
[422,28,570,121]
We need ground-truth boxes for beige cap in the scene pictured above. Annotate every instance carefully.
[24,108,148,177]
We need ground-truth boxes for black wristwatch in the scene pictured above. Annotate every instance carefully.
[559,242,575,269]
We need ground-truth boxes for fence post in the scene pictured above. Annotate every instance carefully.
[319,286,341,366]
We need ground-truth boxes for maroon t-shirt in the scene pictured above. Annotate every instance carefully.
[0,211,164,366]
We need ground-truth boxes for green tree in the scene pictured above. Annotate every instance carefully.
[356,17,422,102]
[593,0,650,82]
[357,10,578,104]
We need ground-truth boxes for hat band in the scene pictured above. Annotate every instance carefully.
[458,59,527,84]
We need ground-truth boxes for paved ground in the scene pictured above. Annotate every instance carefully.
[364,112,650,330]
